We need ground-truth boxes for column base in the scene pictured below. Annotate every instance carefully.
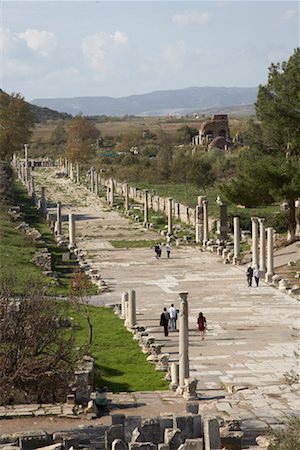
[265,272,274,283]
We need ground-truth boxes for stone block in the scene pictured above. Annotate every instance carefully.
[203,417,221,450]
[105,425,125,450]
[112,414,126,425]
[186,403,199,415]
[177,438,203,450]
[132,419,161,444]
[220,432,243,450]
[129,444,157,450]
[173,415,201,440]
[112,439,127,450]
[18,433,53,450]
[158,445,169,450]
[158,417,174,442]
[124,417,141,442]
[164,429,184,450]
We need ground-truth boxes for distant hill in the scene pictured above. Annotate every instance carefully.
[30,103,72,123]
[31,86,258,117]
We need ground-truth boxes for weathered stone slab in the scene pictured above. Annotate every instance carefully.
[203,417,221,450]
[105,425,125,450]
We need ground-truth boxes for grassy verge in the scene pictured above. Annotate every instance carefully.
[110,239,158,248]
[71,304,169,392]
[0,181,97,296]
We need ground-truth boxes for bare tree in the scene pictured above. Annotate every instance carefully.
[70,269,93,345]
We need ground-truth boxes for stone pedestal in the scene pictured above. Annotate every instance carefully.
[169,362,179,391]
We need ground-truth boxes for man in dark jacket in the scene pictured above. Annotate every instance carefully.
[160,307,170,336]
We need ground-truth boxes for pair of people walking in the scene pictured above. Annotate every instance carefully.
[246,265,261,287]
[155,243,171,259]
[160,303,178,336]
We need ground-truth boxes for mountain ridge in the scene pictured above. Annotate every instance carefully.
[31,86,258,117]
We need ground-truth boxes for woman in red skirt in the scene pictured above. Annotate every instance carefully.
[197,312,207,340]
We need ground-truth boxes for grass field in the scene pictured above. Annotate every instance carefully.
[0,181,97,296]
[70,304,169,392]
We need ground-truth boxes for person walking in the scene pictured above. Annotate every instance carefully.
[166,242,171,259]
[168,303,178,331]
[154,243,160,259]
[157,243,162,258]
[160,307,170,336]
[253,266,261,287]
[246,264,253,287]
[197,312,207,340]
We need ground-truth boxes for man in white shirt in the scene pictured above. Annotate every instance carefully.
[168,303,178,331]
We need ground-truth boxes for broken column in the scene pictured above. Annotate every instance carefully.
[124,184,129,213]
[110,178,114,205]
[40,186,47,216]
[144,190,149,226]
[219,203,228,239]
[90,167,94,192]
[76,163,80,184]
[258,218,266,275]
[121,291,128,320]
[251,217,259,268]
[178,292,189,389]
[195,205,201,244]
[68,213,76,248]
[127,289,137,329]
[168,198,173,236]
[233,216,241,265]
[265,227,274,283]
[95,170,99,196]
[203,199,209,246]
[170,362,179,391]
[24,144,29,183]
[56,202,62,235]
[69,161,74,181]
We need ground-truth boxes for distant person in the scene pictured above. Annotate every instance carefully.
[154,243,160,259]
[168,303,178,331]
[197,312,207,340]
[166,242,171,258]
[253,266,261,287]
[157,242,162,258]
[246,264,253,287]
[160,307,170,336]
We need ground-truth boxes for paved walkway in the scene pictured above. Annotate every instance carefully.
[30,168,300,436]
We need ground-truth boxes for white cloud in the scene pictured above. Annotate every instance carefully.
[172,11,211,28]
[4,58,32,76]
[81,30,128,72]
[17,29,57,56]
[280,9,297,22]
[162,40,186,71]
[0,27,18,53]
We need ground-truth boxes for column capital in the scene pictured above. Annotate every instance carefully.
[251,216,258,223]
[179,292,188,302]
[258,217,265,224]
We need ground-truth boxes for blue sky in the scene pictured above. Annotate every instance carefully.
[1,1,299,101]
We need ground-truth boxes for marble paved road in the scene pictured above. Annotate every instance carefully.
[34,167,300,427]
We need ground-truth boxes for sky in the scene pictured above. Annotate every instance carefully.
[1,1,299,101]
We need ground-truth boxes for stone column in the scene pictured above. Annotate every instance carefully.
[90,167,94,192]
[68,213,76,247]
[143,190,149,226]
[265,227,274,282]
[251,217,259,268]
[94,171,99,196]
[106,186,110,204]
[170,362,179,391]
[233,216,241,265]
[195,205,201,244]
[127,289,136,328]
[76,163,80,184]
[121,291,128,320]
[56,202,62,235]
[203,200,209,246]
[110,178,114,205]
[167,198,173,235]
[40,186,47,216]
[178,292,189,388]
[24,144,29,182]
[69,161,74,181]
[124,183,129,213]
[258,218,266,275]
[219,203,228,239]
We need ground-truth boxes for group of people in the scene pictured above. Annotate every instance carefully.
[246,265,261,287]
[155,242,171,259]
[160,305,207,340]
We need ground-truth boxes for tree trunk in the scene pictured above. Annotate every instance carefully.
[287,199,296,243]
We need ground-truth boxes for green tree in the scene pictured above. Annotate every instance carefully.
[49,121,67,148]
[190,153,216,193]
[223,49,300,241]
[176,125,199,144]
[0,91,34,161]
[65,116,100,163]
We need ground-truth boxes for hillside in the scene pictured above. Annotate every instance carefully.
[31,86,258,117]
